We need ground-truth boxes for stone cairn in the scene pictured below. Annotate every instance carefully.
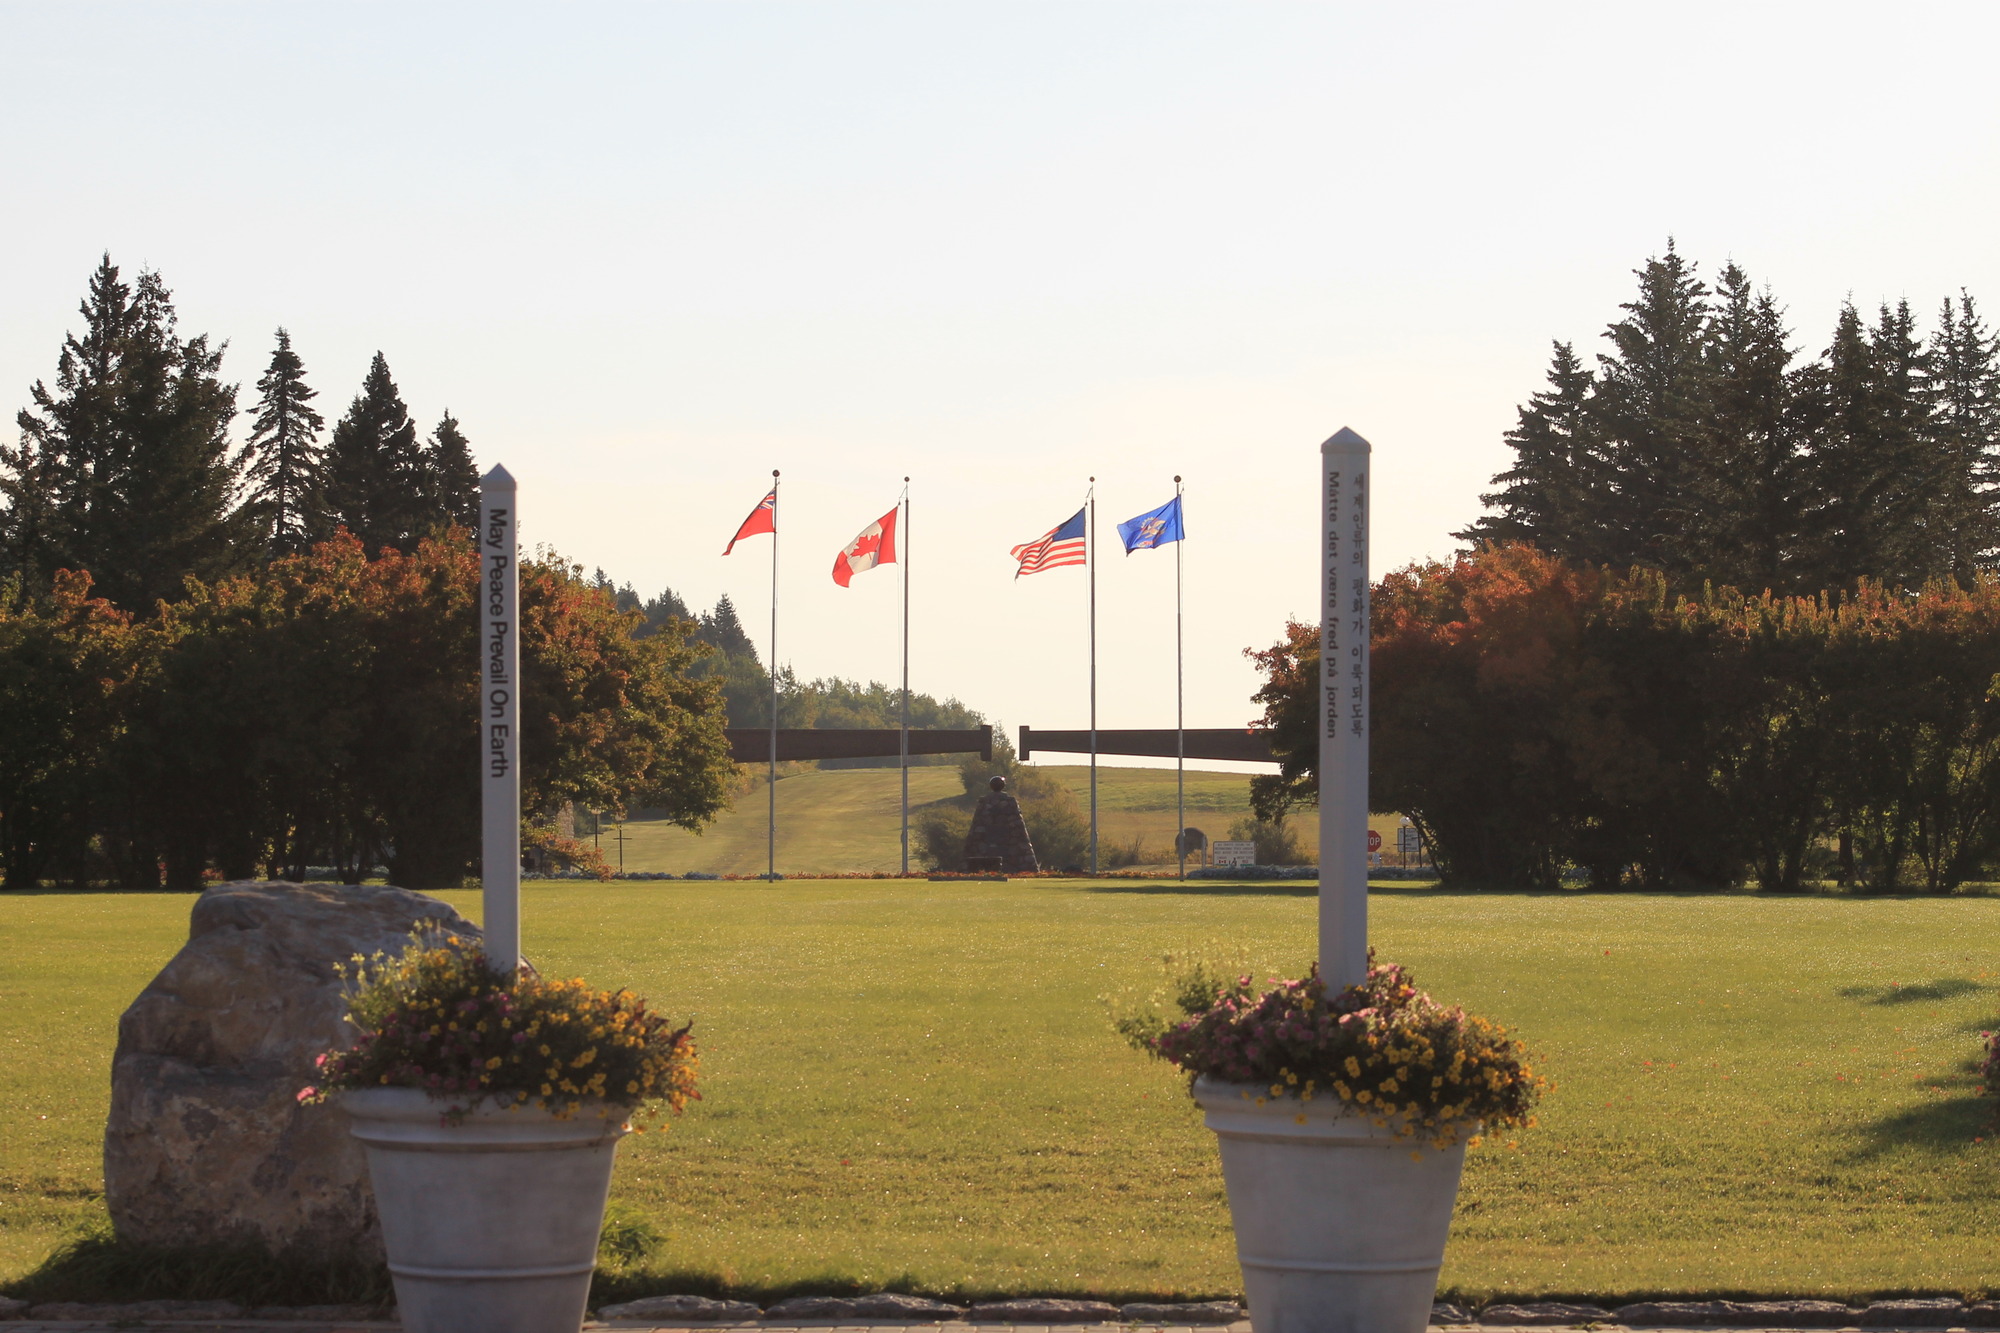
[962,775,1038,873]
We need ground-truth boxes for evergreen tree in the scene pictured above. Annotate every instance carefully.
[636,586,692,636]
[1924,292,2000,580]
[1801,302,1936,590]
[1590,242,1714,576]
[242,328,325,556]
[2,256,248,610]
[1695,264,1806,593]
[421,411,480,535]
[1454,342,1600,557]
[312,352,425,552]
[697,593,759,663]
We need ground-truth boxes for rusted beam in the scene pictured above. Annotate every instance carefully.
[725,725,992,764]
[1018,725,1276,765]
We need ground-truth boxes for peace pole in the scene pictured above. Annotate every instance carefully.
[1319,429,1370,989]
[480,465,521,978]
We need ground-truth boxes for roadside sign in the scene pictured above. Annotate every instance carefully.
[1366,830,1382,853]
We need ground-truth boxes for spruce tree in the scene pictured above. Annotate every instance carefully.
[1696,264,1806,593]
[1454,342,1600,558]
[242,328,325,556]
[698,594,760,663]
[1590,242,1714,576]
[421,411,480,535]
[2,256,248,610]
[1924,293,2000,580]
[312,352,425,552]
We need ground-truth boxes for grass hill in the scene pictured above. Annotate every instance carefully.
[607,764,1403,875]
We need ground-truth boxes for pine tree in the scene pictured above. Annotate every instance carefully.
[421,411,479,535]
[1454,342,1600,558]
[2,256,248,610]
[1695,264,1806,593]
[312,352,425,553]
[242,328,325,556]
[1591,242,1715,575]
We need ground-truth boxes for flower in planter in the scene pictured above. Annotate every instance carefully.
[1110,951,1544,1147]
[301,936,699,1122]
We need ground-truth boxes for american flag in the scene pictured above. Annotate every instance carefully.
[1010,508,1087,577]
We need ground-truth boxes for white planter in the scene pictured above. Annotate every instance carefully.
[1194,1078,1468,1333]
[345,1087,628,1333]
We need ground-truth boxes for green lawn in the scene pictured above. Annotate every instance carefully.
[613,766,1370,874]
[5,882,1998,1304]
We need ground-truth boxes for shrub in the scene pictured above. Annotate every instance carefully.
[302,936,699,1122]
[1110,952,1544,1147]
[1227,812,1309,865]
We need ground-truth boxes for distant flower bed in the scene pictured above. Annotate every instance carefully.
[1111,953,1544,1147]
[301,937,698,1123]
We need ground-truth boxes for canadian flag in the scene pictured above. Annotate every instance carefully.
[832,504,899,586]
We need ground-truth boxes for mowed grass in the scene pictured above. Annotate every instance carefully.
[5,883,1999,1303]
[618,766,1369,874]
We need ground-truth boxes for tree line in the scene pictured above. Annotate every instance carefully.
[1459,243,1999,598]
[596,577,986,760]
[1,256,478,612]
[1251,246,2000,892]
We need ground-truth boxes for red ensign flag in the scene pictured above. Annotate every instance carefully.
[723,489,777,555]
[832,505,898,586]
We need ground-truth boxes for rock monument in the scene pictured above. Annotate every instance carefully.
[104,880,480,1256]
[962,775,1038,873]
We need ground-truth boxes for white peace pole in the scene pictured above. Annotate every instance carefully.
[480,465,521,978]
[1319,429,1370,989]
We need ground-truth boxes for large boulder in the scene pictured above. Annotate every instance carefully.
[104,880,479,1254]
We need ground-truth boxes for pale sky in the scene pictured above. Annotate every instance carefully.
[4,2,1997,770]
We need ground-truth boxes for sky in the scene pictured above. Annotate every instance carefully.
[4,2,1997,770]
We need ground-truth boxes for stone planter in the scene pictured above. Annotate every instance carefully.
[344,1087,628,1333]
[1194,1078,1468,1333]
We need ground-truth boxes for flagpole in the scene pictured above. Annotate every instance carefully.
[1088,479,1098,878]
[768,470,779,883]
[900,477,911,876]
[1175,475,1185,882]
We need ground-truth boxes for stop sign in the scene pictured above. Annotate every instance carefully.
[1366,830,1382,852]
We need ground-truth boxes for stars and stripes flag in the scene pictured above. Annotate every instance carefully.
[1010,508,1086,577]
[723,488,776,555]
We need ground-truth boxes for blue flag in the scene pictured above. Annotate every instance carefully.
[1116,494,1184,553]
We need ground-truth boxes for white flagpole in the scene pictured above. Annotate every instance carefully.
[900,478,911,875]
[768,470,779,883]
[479,465,520,977]
[1320,429,1371,988]
[1175,475,1185,882]
[1088,480,1098,878]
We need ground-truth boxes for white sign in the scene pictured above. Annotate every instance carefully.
[480,465,521,977]
[1320,428,1370,989]
[1213,840,1257,868]
[1397,826,1421,854]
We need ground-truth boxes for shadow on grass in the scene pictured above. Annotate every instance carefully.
[1844,1089,1995,1159]
[1836,978,1993,1004]
[0,1225,391,1307]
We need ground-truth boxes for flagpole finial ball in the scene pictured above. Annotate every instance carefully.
[773,469,779,477]
[1174,474,1182,483]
